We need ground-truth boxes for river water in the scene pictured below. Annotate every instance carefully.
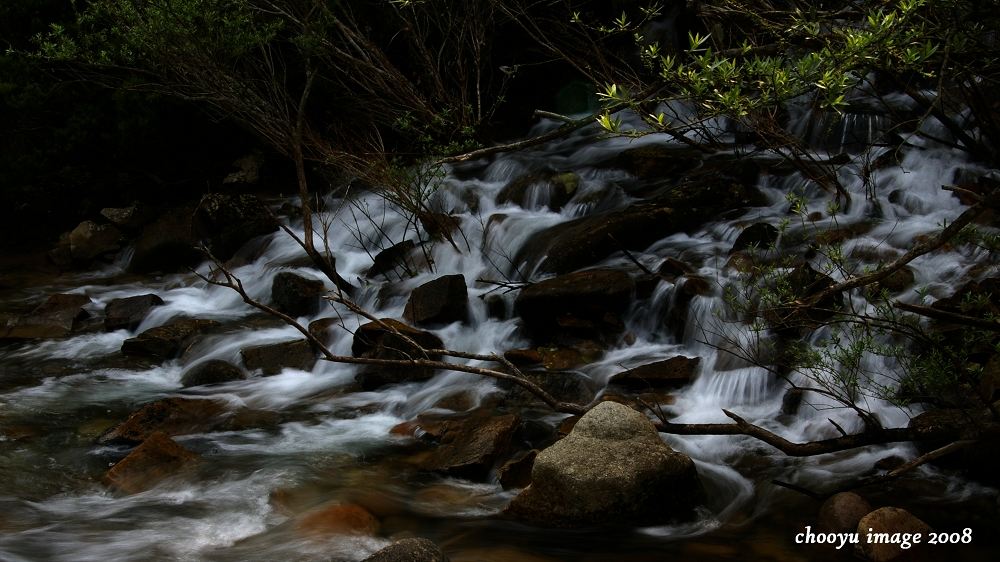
[1,103,998,561]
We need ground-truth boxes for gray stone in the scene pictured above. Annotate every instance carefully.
[121,318,220,360]
[363,538,449,562]
[403,274,468,326]
[505,401,702,526]
[180,360,246,387]
[241,339,317,375]
[855,507,931,562]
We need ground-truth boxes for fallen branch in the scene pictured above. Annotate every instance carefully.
[894,301,1000,332]
[830,439,976,497]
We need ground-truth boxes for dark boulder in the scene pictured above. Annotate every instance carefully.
[515,175,762,274]
[101,204,153,233]
[68,220,122,262]
[270,272,325,317]
[607,145,703,180]
[128,206,201,273]
[98,397,228,445]
[1,294,91,340]
[609,356,701,389]
[180,359,246,387]
[499,449,538,490]
[505,401,702,526]
[731,222,779,254]
[104,294,164,332]
[363,538,450,562]
[121,318,220,360]
[420,412,520,480]
[192,193,279,260]
[367,240,417,279]
[818,492,871,533]
[307,317,338,346]
[498,370,598,408]
[514,269,634,344]
[403,274,469,326]
[781,388,805,415]
[352,319,443,389]
[241,339,317,375]
[102,431,199,494]
[497,171,580,211]
[295,502,380,537]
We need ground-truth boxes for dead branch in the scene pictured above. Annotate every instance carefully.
[830,439,976,497]
[893,301,1000,332]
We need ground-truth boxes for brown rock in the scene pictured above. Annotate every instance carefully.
[367,240,417,279]
[270,272,325,317]
[102,431,198,494]
[180,360,246,387]
[855,507,931,562]
[192,193,278,260]
[363,538,450,562]
[421,413,520,480]
[104,294,164,332]
[609,356,701,389]
[68,220,122,261]
[1,293,91,340]
[121,318,220,360]
[818,492,872,533]
[499,450,538,490]
[352,319,443,389]
[308,317,338,346]
[403,274,468,326]
[241,339,317,375]
[129,206,201,273]
[98,397,228,445]
[296,502,380,537]
[497,171,580,211]
[514,269,634,343]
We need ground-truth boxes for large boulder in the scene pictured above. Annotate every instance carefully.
[121,318,220,360]
[363,538,450,562]
[420,413,520,480]
[818,492,871,533]
[514,269,634,344]
[403,274,468,326]
[102,431,198,494]
[0,294,91,340]
[180,359,246,387]
[270,272,325,317]
[241,339,317,375]
[505,401,702,527]
[128,206,201,273]
[101,204,153,233]
[192,193,278,260]
[731,222,779,254]
[854,507,931,562]
[609,356,701,389]
[97,397,228,445]
[367,240,417,279]
[352,319,443,389]
[515,179,762,275]
[104,294,164,332]
[68,220,122,262]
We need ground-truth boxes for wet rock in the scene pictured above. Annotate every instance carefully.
[352,319,443,390]
[497,171,580,211]
[270,272,325,317]
[403,274,468,326]
[609,145,702,180]
[241,339,317,375]
[516,177,762,274]
[485,294,507,320]
[874,455,906,471]
[869,266,916,296]
[498,370,597,407]
[515,269,633,344]
[101,204,152,233]
[418,211,463,242]
[504,342,602,371]
[223,153,262,185]
[296,502,380,537]
[121,318,220,360]
[420,413,520,480]
[505,401,702,526]
[818,492,871,533]
[363,538,450,562]
[180,359,246,387]
[1,293,91,340]
[499,449,537,490]
[609,356,701,389]
[731,222,779,254]
[657,257,696,281]
[192,193,279,260]
[68,220,122,262]
[98,397,228,445]
[855,507,931,562]
[781,388,805,415]
[104,294,164,331]
[307,317,339,346]
[102,431,198,494]
[367,240,417,279]
[128,206,201,273]
[666,276,713,340]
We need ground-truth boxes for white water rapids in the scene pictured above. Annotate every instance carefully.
[0,102,997,561]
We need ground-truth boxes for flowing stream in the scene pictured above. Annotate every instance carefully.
[1,101,998,561]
